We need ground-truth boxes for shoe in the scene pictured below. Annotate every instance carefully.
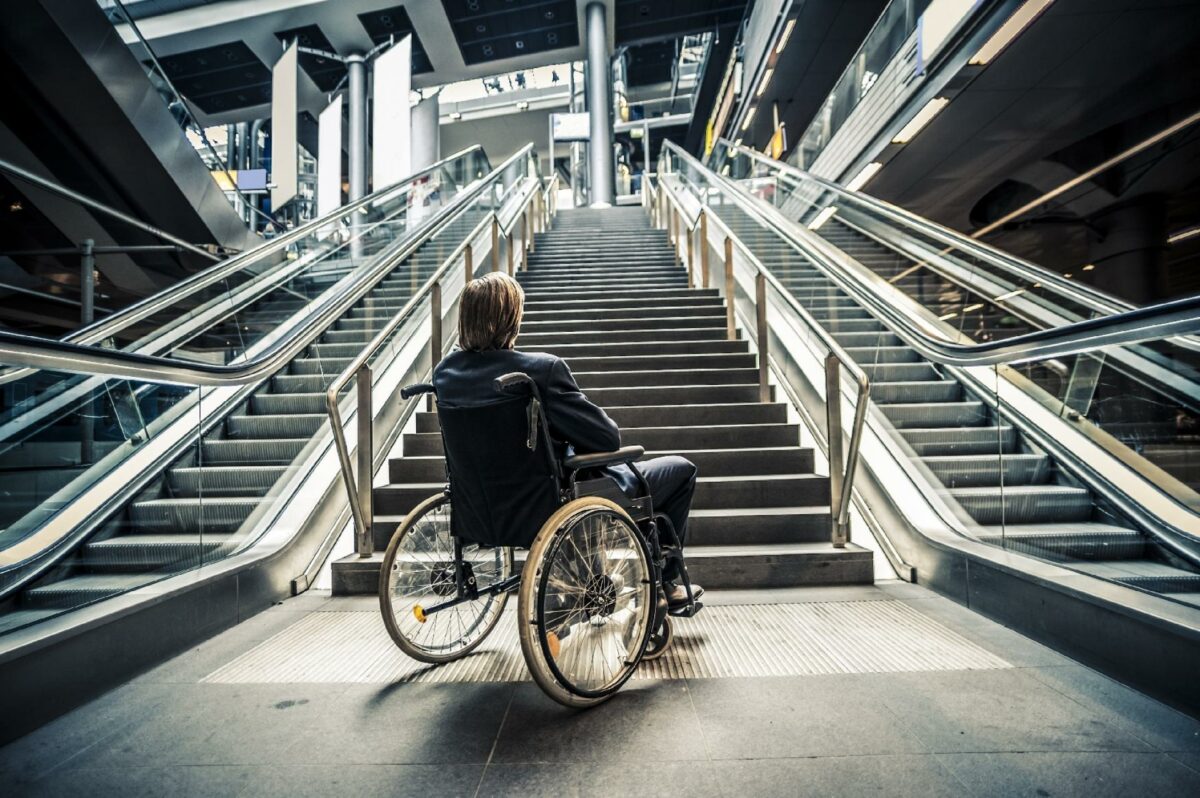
[665,581,703,608]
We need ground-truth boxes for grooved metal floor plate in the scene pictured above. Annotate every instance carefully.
[202,601,1010,684]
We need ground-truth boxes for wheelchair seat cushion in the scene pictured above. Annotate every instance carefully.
[437,397,561,548]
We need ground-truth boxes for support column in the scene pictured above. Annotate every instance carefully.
[347,54,368,202]
[585,0,614,206]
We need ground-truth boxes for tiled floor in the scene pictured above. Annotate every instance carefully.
[2,582,1198,797]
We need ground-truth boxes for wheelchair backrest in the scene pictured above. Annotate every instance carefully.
[437,396,562,549]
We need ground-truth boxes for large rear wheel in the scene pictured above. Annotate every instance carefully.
[379,492,513,663]
[518,497,654,708]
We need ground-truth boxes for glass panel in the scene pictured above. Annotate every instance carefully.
[0,148,521,631]
[665,142,1200,611]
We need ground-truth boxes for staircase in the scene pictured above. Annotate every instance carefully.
[716,210,1200,607]
[332,206,873,594]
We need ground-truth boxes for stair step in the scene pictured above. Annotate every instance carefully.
[415,402,788,432]
[977,523,1145,561]
[81,534,237,572]
[573,367,761,388]
[682,543,874,589]
[900,425,1017,456]
[951,485,1092,524]
[921,454,1050,488]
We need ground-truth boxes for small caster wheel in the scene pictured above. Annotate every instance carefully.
[642,617,672,661]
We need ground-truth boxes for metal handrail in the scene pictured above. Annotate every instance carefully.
[328,163,545,556]
[0,145,485,387]
[662,141,1200,366]
[656,174,869,544]
[0,157,220,262]
[717,138,1147,320]
[0,146,530,386]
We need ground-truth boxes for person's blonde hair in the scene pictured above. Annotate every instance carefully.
[458,272,524,351]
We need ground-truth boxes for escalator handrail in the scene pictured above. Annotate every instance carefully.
[0,145,533,386]
[2,145,486,356]
[663,141,1200,366]
[716,138,1150,321]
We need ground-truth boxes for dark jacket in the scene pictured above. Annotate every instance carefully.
[432,349,638,546]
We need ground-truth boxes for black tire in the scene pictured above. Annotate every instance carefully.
[518,497,654,708]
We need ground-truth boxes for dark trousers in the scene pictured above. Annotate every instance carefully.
[631,455,698,582]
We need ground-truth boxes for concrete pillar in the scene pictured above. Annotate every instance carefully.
[1087,195,1168,304]
[585,1,614,206]
[347,54,368,202]
[411,94,441,173]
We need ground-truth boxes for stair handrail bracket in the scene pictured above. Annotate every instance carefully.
[656,172,870,547]
[326,147,542,557]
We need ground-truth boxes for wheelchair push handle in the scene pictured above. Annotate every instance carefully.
[401,383,436,400]
[493,372,534,394]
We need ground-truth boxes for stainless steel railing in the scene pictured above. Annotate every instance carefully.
[654,174,870,546]
[327,160,551,557]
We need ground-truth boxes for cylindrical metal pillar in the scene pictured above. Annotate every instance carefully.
[584,1,614,206]
[347,54,369,202]
[80,239,95,326]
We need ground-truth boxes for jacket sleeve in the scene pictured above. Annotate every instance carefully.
[543,357,621,453]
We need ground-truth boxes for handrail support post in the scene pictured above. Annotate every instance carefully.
[491,218,500,271]
[755,272,769,402]
[464,243,473,285]
[825,354,847,548]
[699,211,709,288]
[356,363,374,557]
[724,236,735,341]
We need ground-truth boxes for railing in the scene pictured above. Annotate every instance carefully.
[662,137,1200,575]
[329,156,551,556]
[652,174,870,546]
[0,145,536,608]
[0,145,487,389]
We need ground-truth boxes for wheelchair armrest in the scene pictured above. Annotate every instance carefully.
[563,445,645,471]
[401,383,435,400]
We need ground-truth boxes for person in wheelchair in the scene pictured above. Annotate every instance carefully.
[432,272,703,609]
[380,272,703,707]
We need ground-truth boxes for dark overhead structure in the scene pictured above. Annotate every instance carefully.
[614,0,745,46]
[624,40,676,87]
[274,25,345,92]
[155,41,272,116]
[357,5,433,74]
[440,0,579,66]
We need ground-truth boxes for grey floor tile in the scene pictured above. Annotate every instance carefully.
[688,674,928,759]
[1170,751,1200,773]
[707,754,968,798]
[477,760,724,797]
[0,681,178,786]
[14,765,258,798]
[490,680,705,764]
[63,683,350,769]
[283,682,517,765]
[245,764,484,798]
[937,751,1200,797]
[704,585,889,606]
[881,669,1152,754]
[1027,663,1200,753]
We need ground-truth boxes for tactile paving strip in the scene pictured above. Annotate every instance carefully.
[202,600,1009,684]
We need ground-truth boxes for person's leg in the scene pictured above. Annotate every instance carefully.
[633,455,698,582]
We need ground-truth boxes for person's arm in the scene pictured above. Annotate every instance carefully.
[543,357,621,453]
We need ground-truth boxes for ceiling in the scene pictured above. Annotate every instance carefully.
[113,0,748,126]
[861,0,1200,302]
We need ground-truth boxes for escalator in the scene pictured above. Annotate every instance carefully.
[662,140,1200,611]
[0,145,538,634]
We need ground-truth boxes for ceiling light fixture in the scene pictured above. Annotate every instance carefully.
[844,161,883,192]
[756,68,774,98]
[993,288,1024,301]
[970,0,1054,65]
[962,303,984,313]
[742,105,757,131]
[1081,263,1095,271]
[775,18,796,55]
[939,311,958,321]
[809,206,837,230]
[892,97,950,144]
[1168,226,1200,244]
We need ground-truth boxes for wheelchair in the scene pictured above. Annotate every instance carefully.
[379,372,702,707]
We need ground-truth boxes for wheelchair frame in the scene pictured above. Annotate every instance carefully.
[382,374,702,705]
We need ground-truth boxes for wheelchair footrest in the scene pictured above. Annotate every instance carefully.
[668,600,703,618]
